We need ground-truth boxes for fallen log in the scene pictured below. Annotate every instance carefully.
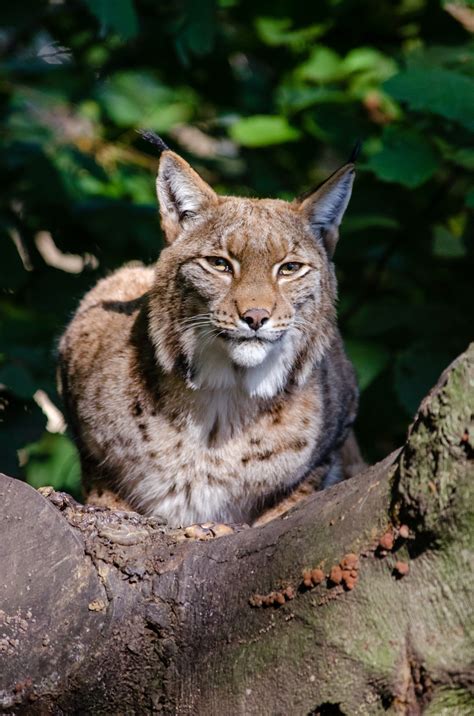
[1,344,473,715]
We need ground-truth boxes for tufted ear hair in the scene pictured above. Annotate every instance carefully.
[156,151,217,243]
[297,163,355,258]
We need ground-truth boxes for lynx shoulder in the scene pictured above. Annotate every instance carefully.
[58,143,362,527]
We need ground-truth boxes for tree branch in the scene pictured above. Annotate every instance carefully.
[1,344,473,714]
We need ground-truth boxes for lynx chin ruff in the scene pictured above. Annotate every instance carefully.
[58,140,364,527]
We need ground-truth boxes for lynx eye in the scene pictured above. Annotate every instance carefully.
[278,262,302,276]
[206,257,233,273]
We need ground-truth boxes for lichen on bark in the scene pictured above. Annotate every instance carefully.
[394,342,474,540]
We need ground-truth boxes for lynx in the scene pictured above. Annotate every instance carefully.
[58,137,363,527]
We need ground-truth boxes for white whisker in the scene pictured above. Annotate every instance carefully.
[179,312,212,326]
[182,321,213,329]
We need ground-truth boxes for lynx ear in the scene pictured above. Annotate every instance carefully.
[156,151,217,243]
[297,164,355,258]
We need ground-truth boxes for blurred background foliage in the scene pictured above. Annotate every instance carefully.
[0,0,473,496]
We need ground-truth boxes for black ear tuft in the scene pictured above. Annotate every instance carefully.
[137,129,170,153]
[348,139,362,164]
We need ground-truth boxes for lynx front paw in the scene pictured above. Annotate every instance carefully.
[183,522,248,540]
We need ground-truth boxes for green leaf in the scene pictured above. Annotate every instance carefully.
[342,47,397,80]
[385,68,474,131]
[23,433,81,498]
[295,46,343,83]
[255,17,294,45]
[438,144,474,170]
[229,115,301,147]
[98,72,196,130]
[345,340,390,391]
[83,0,138,39]
[365,126,439,187]
[449,148,474,171]
[255,17,330,51]
[277,85,347,113]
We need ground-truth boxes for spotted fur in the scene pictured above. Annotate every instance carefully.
[58,148,363,527]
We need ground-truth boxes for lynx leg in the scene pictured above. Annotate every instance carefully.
[80,453,136,512]
[251,482,317,526]
[254,432,365,527]
[85,486,136,512]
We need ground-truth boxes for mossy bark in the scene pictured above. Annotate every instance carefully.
[1,345,473,715]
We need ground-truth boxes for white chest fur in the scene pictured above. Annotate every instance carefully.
[113,375,316,526]
[190,331,297,400]
[92,330,317,526]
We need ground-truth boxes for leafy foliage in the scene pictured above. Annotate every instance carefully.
[229,115,301,146]
[385,67,474,131]
[365,126,440,187]
[1,0,472,493]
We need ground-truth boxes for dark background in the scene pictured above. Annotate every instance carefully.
[1,0,473,496]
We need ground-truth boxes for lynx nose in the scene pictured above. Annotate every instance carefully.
[242,308,270,331]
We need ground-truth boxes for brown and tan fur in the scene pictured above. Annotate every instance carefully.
[58,146,364,527]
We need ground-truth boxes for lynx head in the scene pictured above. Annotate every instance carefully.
[148,145,355,398]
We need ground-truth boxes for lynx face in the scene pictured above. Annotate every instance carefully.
[149,151,355,399]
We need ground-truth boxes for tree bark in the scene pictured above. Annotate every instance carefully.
[1,344,473,716]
